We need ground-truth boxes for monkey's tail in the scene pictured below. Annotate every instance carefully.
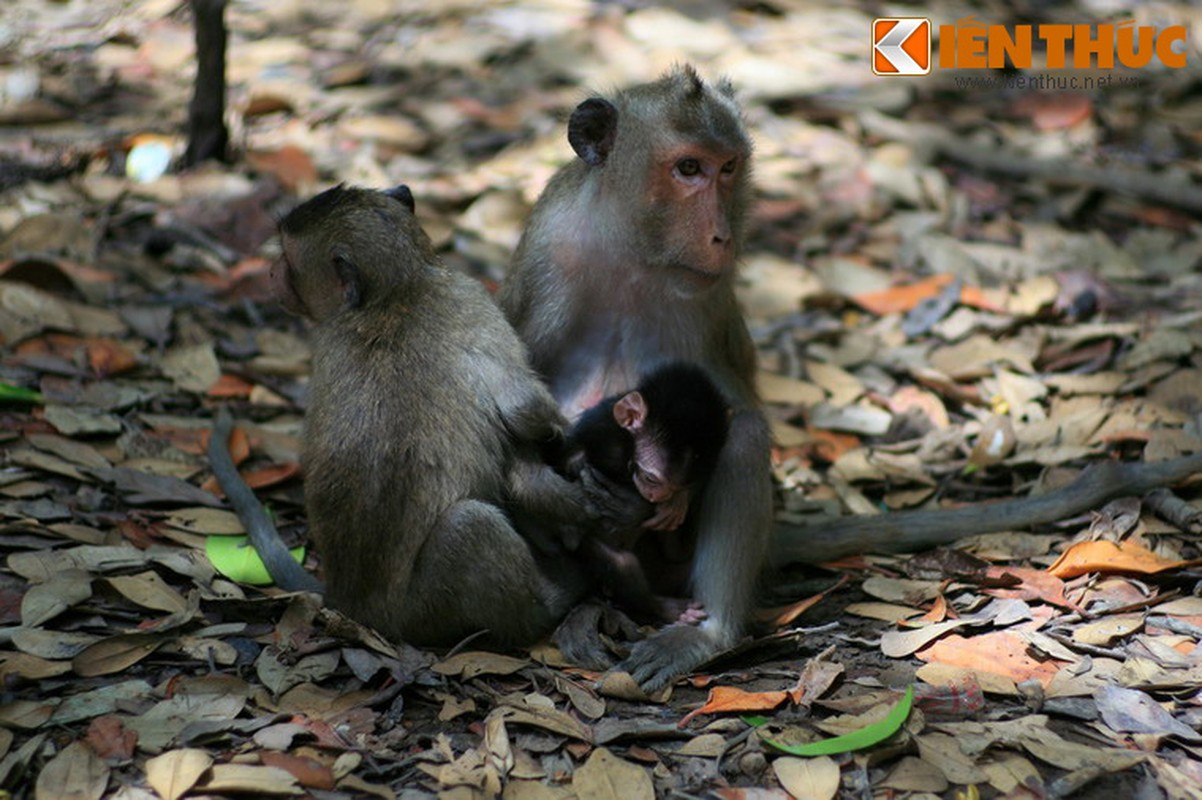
[208,408,324,593]
[772,452,1202,566]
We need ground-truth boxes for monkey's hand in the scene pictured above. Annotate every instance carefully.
[619,623,722,692]
[579,465,653,538]
[643,490,689,531]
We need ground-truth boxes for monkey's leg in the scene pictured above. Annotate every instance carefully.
[398,500,588,649]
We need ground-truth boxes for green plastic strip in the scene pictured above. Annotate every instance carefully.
[205,535,306,587]
[0,383,43,404]
[755,685,914,757]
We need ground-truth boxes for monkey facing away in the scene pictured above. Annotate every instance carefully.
[567,361,730,623]
[500,66,773,689]
[272,183,594,648]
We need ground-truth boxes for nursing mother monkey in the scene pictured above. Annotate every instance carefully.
[500,65,772,690]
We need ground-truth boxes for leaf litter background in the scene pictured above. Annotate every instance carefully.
[2,0,1202,797]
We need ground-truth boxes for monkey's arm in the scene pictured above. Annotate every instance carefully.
[644,489,689,531]
[507,458,590,524]
[208,409,323,593]
[773,452,1202,565]
[621,409,774,691]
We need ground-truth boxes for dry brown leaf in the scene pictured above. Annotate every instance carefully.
[432,651,529,679]
[106,572,189,614]
[20,569,93,627]
[572,747,653,800]
[1074,615,1144,646]
[160,343,221,394]
[145,749,213,800]
[881,620,970,658]
[200,763,303,795]
[880,755,949,793]
[677,733,726,757]
[0,652,73,683]
[492,703,593,743]
[1096,685,1202,742]
[772,756,840,800]
[757,372,825,406]
[34,740,109,800]
[72,633,171,678]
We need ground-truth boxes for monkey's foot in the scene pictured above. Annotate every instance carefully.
[619,623,721,692]
[552,602,637,670]
[652,597,706,625]
[675,601,707,625]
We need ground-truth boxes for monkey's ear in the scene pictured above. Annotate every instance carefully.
[385,184,416,213]
[333,254,363,309]
[568,98,618,167]
[613,391,647,431]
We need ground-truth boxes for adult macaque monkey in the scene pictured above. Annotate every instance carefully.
[498,65,1202,690]
[271,183,594,648]
[500,66,771,690]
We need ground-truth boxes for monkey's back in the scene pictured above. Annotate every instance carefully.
[302,270,537,627]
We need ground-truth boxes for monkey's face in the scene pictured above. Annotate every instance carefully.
[631,463,682,504]
[642,144,747,290]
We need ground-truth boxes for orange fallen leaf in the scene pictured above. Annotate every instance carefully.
[259,751,335,791]
[164,424,249,463]
[221,428,251,463]
[852,274,1001,316]
[246,144,317,193]
[0,256,117,288]
[982,565,1082,612]
[84,337,140,377]
[918,631,1065,687]
[679,686,788,727]
[1012,92,1093,131]
[757,574,850,628]
[202,462,301,496]
[806,428,860,463]
[16,334,138,377]
[1047,540,1187,579]
[207,373,255,399]
[917,593,949,623]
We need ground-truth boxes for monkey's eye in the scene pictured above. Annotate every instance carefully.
[721,158,737,174]
[637,470,663,489]
[675,158,702,177]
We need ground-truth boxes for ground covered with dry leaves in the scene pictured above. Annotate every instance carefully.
[1,1,1202,798]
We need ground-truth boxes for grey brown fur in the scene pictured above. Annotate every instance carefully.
[500,66,772,689]
[276,184,590,647]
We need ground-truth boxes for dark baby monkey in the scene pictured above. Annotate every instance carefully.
[571,361,730,540]
[568,361,730,624]
[272,183,593,649]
